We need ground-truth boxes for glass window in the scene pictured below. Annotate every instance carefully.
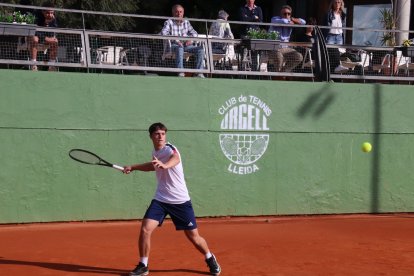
[352,4,391,46]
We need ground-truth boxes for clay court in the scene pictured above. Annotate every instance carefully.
[1,214,414,275]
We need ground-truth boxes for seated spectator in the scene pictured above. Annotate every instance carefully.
[28,3,58,71]
[296,17,317,72]
[209,10,234,54]
[160,4,205,78]
[239,0,263,35]
[298,17,317,44]
[268,5,306,72]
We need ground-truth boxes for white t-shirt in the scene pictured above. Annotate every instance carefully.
[153,143,190,204]
[330,13,343,35]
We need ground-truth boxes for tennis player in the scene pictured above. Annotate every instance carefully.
[123,122,221,276]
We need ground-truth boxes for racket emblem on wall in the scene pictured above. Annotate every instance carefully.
[68,149,124,171]
[219,134,269,165]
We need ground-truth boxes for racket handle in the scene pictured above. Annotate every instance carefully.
[112,164,124,171]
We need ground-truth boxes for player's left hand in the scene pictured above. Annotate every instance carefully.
[152,156,167,169]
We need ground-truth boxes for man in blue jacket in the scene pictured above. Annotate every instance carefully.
[269,5,306,72]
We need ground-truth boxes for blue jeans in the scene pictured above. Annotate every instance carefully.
[171,44,204,69]
[326,33,343,45]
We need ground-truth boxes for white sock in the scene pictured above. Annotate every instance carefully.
[205,252,212,259]
[140,257,148,266]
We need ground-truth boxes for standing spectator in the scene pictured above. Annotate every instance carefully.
[239,0,263,34]
[324,0,346,45]
[209,10,234,54]
[324,0,348,73]
[160,4,205,78]
[268,5,306,72]
[28,3,58,71]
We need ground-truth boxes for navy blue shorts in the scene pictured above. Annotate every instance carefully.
[144,199,198,230]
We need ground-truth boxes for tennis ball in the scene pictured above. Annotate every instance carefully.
[362,142,372,153]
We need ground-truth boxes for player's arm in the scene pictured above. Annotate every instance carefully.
[123,162,155,174]
[152,152,180,169]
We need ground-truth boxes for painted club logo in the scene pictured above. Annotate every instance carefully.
[218,95,272,175]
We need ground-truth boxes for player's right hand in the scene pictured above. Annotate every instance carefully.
[123,166,132,174]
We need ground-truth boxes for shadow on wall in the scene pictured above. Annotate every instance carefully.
[296,83,336,118]
[371,84,381,213]
[296,82,382,213]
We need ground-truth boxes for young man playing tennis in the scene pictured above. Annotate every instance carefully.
[123,122,221,276]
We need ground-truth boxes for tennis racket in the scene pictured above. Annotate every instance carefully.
[68,149,124,171]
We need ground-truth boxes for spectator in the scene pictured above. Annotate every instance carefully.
[239,0,263,34]
[299,17,317,44]
[296,17,317,73]
[324,0,346,44]
[268,5,305,72]
[28,4,58,71]
[209,10,234,54]
[160,4,205,78]
[324,0,348,73]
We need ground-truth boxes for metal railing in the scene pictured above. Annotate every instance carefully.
[0,3,413,83]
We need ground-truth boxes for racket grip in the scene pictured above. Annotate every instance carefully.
[112,164,124,171]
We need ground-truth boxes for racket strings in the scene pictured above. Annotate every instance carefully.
[250,138,266,155]
[221,137,238,155]
[70,150,101,164]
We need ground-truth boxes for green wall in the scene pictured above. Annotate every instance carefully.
[1,70,413,223]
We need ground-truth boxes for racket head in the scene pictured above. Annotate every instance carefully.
[68,149,110,166]
[221,136,238,155]
[251,137,266,155]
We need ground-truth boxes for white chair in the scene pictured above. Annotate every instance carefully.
[396,50,414,76]
[301,47,315,74]
[211,43,237,70]
[96,46,128,66]
[372,53,392,73]
[340,50,370,75]
[198,34,239,70]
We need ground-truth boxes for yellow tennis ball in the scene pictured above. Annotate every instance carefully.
[362,142,372,153]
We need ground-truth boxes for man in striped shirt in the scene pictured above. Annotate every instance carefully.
[161,4,205,78]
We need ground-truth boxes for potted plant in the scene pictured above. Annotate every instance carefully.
[0,12,14,23]
[0,11,36,24]
[242,28,280,51]
[379,7,396,47]
[376,5,400,75]
[14,11,36,24]
[0,11,37,36]
[401,39,414,57]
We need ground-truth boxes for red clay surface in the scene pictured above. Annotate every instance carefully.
[1,214,414,275]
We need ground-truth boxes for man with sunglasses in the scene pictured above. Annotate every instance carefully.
[268,5,306,72]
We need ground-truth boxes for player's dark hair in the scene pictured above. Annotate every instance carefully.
[149,122,167,135]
